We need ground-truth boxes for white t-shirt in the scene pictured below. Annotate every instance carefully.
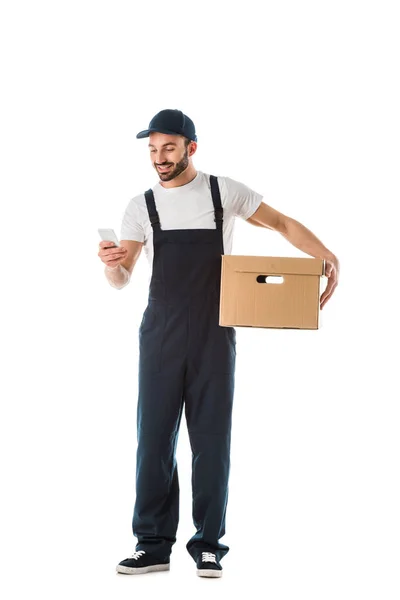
[120,170,263,269]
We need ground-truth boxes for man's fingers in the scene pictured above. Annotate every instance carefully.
[320,259,339,309]
[320,281,338,309]
[321,280,333,301]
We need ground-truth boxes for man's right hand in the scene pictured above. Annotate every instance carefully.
[98,241,128,269]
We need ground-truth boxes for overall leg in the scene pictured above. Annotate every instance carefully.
[184,301,236,563]
[132,303,186,560]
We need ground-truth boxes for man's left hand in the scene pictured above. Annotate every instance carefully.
[320,256,340,310]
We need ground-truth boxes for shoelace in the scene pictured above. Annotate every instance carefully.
[201,552,217,563]
[130,550,146,560]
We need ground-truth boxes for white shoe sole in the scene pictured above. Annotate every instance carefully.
[116,563,170,575]
[196,568,222,578]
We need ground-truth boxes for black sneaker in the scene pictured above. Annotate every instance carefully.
[116,550,170,575]
[196,552,223,578]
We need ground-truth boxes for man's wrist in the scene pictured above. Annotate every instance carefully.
[323,251,338,263]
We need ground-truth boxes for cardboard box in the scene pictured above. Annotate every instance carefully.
[219,255,325,330]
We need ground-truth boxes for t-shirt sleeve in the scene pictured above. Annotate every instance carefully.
[224,176,263,220]
[120,198,145,243]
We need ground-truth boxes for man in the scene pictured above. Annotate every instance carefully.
[99,109,339,578]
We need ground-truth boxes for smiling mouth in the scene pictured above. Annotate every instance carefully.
[157,165,171,171]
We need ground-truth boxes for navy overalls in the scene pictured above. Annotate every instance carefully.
[132,174,236,563]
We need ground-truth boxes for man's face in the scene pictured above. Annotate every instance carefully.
[148,132,190,181]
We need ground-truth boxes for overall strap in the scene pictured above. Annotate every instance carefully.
[209,175,223,232]
[144,188,161,231]
[209,174,224,254]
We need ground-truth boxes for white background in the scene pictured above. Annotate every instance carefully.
[1,1,399,598]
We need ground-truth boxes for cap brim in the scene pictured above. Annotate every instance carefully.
[136,127,183,139]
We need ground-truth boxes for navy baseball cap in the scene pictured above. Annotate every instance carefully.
[136,109,197,142]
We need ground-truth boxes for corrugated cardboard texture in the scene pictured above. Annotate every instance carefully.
[219,255,325,330]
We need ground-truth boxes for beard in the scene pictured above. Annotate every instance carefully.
[155,148,189,181]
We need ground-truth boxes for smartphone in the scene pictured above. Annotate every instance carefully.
[98,228,120,247]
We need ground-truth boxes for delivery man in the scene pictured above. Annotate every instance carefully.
[98,109,339,578]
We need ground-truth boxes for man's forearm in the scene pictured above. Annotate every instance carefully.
[282,217,336,261]
[104,264,130,289]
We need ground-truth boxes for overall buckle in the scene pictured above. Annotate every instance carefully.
[150,214,160,227]
[214,207,223,223]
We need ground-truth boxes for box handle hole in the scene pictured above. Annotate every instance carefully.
[256,275,284,284]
